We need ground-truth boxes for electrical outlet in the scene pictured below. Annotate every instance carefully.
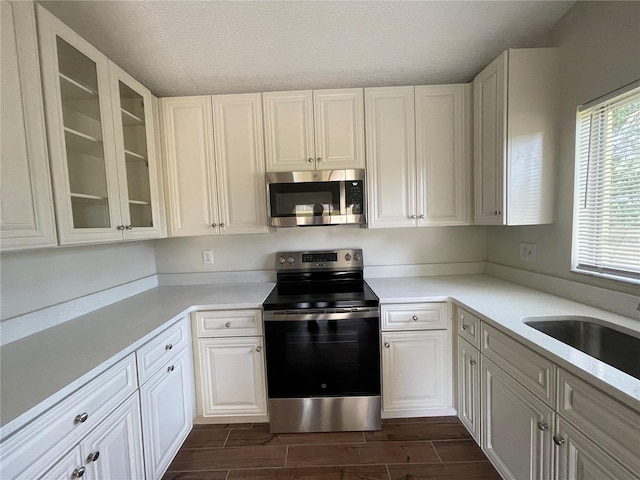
[520,242,536,263]
[202,250,214,265]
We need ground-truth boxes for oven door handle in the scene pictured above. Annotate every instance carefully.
[263,309,378,322]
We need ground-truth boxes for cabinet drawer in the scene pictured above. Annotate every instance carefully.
[195,309,262,337]
[137,316,189,384]
[557,369,640,474]
[457,307,481,348]
[481,323,555,406]
[381,303,448,331]
[0,354,137,480]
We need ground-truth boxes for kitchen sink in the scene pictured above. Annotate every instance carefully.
[523,316,640,380]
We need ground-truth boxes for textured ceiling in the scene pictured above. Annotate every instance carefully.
[38,0,575,97]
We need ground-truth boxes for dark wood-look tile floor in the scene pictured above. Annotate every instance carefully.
[164,417,501,479]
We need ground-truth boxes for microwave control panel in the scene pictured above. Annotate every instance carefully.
[346,181,364,215]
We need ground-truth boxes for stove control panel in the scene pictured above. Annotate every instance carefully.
[276,249,363,271]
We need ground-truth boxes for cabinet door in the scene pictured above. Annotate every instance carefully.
[554,417,637,480]
[1,0,57,251]
[196,337,267,417]
[313,88,365,170]
[160,96,219,236]
[263,90,315,172]
[37,446,85,480]
[81,394,144,480]
[381,331,453,417]
[457,337,480,443]
[212,93,269,235]
[481,356,553,480]
[364,86,417,228]
[474,51,507,225]
[416,84,471,226]
[140,348,193,480]
[110,63,164,240]
[37,6,123,244]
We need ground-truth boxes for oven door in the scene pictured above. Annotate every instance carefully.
[264,310,380,398]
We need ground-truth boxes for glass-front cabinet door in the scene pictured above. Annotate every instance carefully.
[37,6,163,244]
[110,64,162,240]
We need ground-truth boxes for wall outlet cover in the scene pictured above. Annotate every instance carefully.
[520,242,537,263]
[202,250,214,265]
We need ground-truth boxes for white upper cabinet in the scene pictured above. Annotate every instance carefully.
[263,88,364,171]
[37,6,164,244]
[161,93,268,237]
[473,48,558,225]
[365,85,471,229]
[1,0,57,252]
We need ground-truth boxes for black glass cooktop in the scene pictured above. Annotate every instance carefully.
[262,279,379,311]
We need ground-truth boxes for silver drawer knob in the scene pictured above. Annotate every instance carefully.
[167,365,175,372]
[462,324,470,331]
[211,223,217,228]
[384,342,390,348]
[308,158,313,163]
[117,225,125,231]
[225,322,231,328]
[410,215,416,219]
[537,421,549,431]
[165,343,173,350]
[412,315,418,321]
[256,346,262,352]
[419,214,425,219]
[72,467,86,478]
[469,359,477,366]
[220,223,225,227]
[125,225,133,230]
[317,157,322,162]
[74,412,89,424]
[87,451,100,462]
[553,435,566,446]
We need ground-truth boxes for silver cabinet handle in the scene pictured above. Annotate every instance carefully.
[419,214,425,219]
[494,210,502,215]
[537,421,549,431]
[308,158,313,163]
[225,322,231,328]
[74,412,89,424]
[165,343,173,350]
[220,223,225,228]
[410,215,417,219]
[211,223,217,228]
[72,467,86,478]
[462,324,470,331]
[87,451,100,462]
[384,342,390,348]
[256,346,262,352]
[117,225,125,231]
[167,365,175,372]
[317,157,322,162]
[412,315,418,321]
[469,359,477,366]
[553,435,565,446]
[125,225,133,230]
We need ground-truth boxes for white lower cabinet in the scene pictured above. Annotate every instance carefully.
[192,309,268,423]
[140,346,194,480]
[481,356,553,480]
[197,337,267,417]
[380,303,453,419]
[456,336,480,442]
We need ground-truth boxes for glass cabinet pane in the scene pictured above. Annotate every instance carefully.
[119,81,153,228]
[56,37,110,228]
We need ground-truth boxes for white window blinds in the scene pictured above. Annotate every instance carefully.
[573,83,640,283]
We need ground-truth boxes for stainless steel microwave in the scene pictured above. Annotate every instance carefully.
[266,169,366,227]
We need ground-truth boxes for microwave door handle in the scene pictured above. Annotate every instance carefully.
[340,180,347,219]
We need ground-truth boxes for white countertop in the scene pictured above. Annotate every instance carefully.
[2,274,639,440]
[367,274,640,411]
[0,282,274,438]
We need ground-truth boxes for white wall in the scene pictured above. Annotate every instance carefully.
[154,226,486,273]
[485,1,640,297]
[0,241,156,320]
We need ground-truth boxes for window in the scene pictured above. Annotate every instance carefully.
[572,81,640,284]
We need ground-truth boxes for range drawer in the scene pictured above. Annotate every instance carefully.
[194,309,262,338]
[557,368,640,475]
[381,303,448,331]
[0,354,137,480]
[137,316,189,384]
[481,322,555,406]
[457,306,481,348]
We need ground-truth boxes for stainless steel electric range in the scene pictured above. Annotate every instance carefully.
[262,249,381,433]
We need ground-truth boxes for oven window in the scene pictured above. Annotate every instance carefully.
[269,182,341,218]
[265,317,380,398]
